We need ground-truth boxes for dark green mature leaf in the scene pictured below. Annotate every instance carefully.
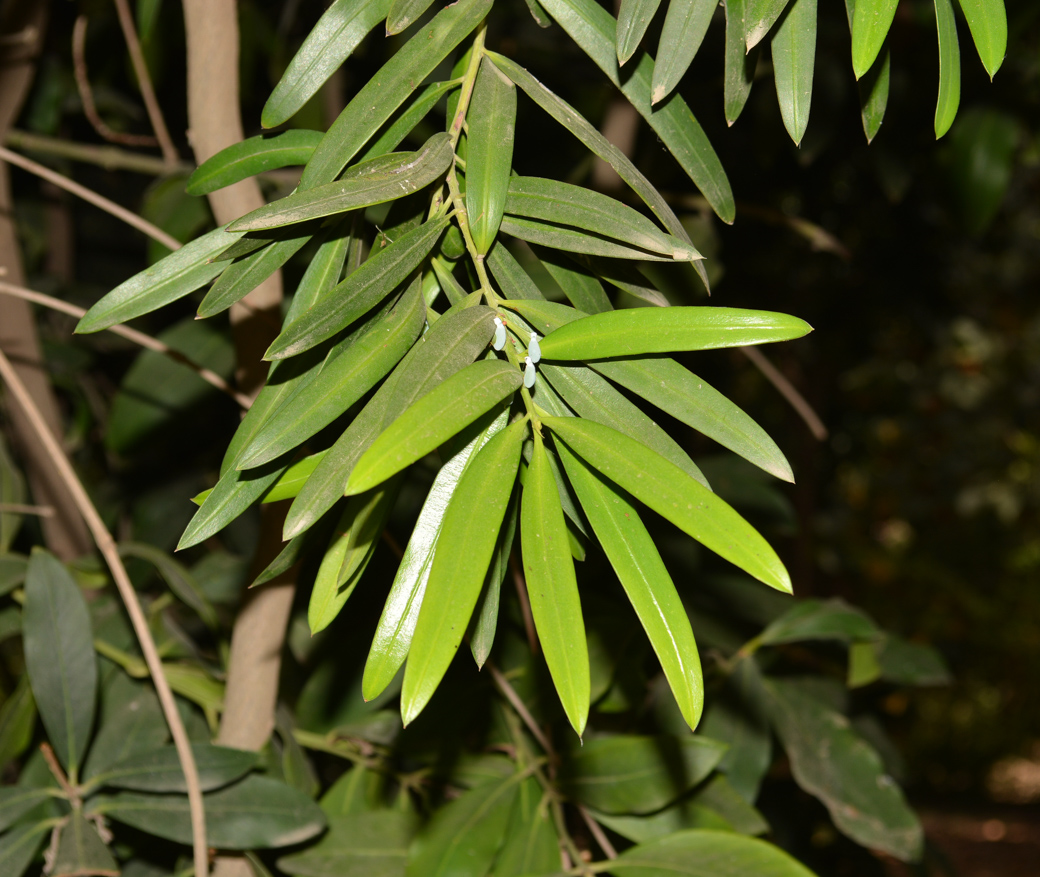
[0,436,25,552]
[500,217,682,263]
[538,0,735,223]
[744,0,791,48]
[493,776,559,876]
[83,678,168,781]
[958,0,1006,79]
[0,675,36,769]
[758,598,879,646]
[536,249,612,314]
[947,108,1018,234]
[557,445,703,731]
[467,58,516,255]
[487,241,548,300]
[51,810,119,877]
[178,459,287,550]
[874,635,951,686]
[471,483,518,667]
[23,548,97,774]
[544,417,792,592]
[0,819,54,877]
[89,775,326,849]
[652,0,718,104]
[766,679,923,861]
[361,81,462,162]
[856,36,890,140]
[771,0,817,146]
[347,360,522,495]
[0,553,27,596]
[301,0,492,187]
[186,131,324,195]
[724,0,758,124]
[561,734,726,813]
[401,421,526,725]
[617,0,664,65]
[522,432,590,736]
[286,219,354,324]
[851,0,898,79]
[0,787,53,833]
[405,775,522,877]
[93,743,257,792]
[266,217,448,359]
[387,0,438,33]
[590,800,732,842]
[278,810,414,877]
[118,542,218,628]
[934,0,961,139]
[76,226,241,333]
[199,231,313,317]
[609,829,817,877]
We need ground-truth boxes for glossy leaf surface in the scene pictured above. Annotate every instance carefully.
[771,0,817,146]
[851,0,898,79]
[744,0,791,48]
[958,0,1007,78]
[387,0,438,33]
[186,130,324,195]
[652,0,718,104]
[934,0,961,139]
[199,231,312,317]
[617,0,664,65]
[467,59,516,255]
[724,0,757,125]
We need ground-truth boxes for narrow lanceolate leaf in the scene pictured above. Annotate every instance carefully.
[772,0,817,147]
[617,0,664,65]
[537,249,612,314]
[347,360,522,495]
[557,445,703,730]
[487,242,548,301]
[284,219,354,325]
[957,0,1007,79]
[851,0,899,79]
[934,0,961,139]
[230,134,453,233]
[522,433,589,735]
[186,130,324,195]
[725,0,757,125]
[199,230,312,318]
[239,286,425,468]
[22,549,96,774]
[51,811,119,877]
[401,421,526,725]
[266,217,448,359]
[93,743,257,793]
[543,417,792,592]
[506,178,701,261]
[360,81,462,163]
[539,0,735,223]
[301,0,493,187]
[262,0,392,128]
[386,0,438,33]
[178,459,287,549]
[467,58,517,255]
[744,0,792,49]
[538,306,812,360]
[471,485,518,667]
[610,830,818,877]
[652,0,718,104]
[850,0,890,144]
[501,218,686,263]
[76,226,241,333]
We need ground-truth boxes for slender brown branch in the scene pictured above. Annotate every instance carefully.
[0,348,209,877]
[510,552,538,655]
[577,804,618,860]
[488,661,555,759]
[112,0,179,166]
[739,346,828,441]
[0,502,54,516]
[39,742,78,804]
[0,144,181,251]
[4,129,192,176]
[0,280,251,408]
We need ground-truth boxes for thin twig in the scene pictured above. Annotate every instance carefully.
[0,502,54,517]
[112,0,180,166]
[739,346,828,441]
[509,552,538,655]
[578,804,618,860]
[72,17,159,149]
[0,348,209,877]
[4,130,192,176]
[0,145,181,251]
[488,661,555,759]
[0,280,251,409]
[39,743,79,805]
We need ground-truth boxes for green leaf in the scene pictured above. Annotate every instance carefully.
[347,360,522,495]
[536,249,612,314]
[874,635,951,686]
[230,135,453,233]
[360,81,463,163]
[0,675,36,770]
[609,829,818,877]
[561,734,726,813]
[0,553,27,597]
[758,598,880,646]
[0,787,53,834]
[23,548,97,775]
[946,107,1018,234]
[538,0,735,223]
[501,218,675,263]
[536,306,812,360]
[199,231,313,317]
[493,776,559,876]
[652,0,718,104]
[466,58,516,255]
[851,0,898,79]
[178,459,287,550]
[51,810,119,877]
[691,773,770,834]
[0,820,54,877]
[470,484,518,668]
[400,420,525,725]
[83,678,168,781]
[957,0,1007,79]
[522,432,590,736]
[387,0,438,33]
[93,743,257,792]
[847,641,882,688]
[76,226,241,333]
[771,0,817,146]
[286,220,355,325]
[543,417,792,593]
[300,0,492,188]
[262,451,330,503]
[405,775,521,877]
[0,436,25,552]
[186,130,324,195]
[262,0,393,128]
[617,0,664,65]
[278,810,414,877]
[118,541,219,628]
[557,445,703,731]
[934,0,961,139]
[266,217,448,360]
[590,800,733,843]
[744,0,791,48]
[240,285,425,468]
[766,679,923,861]
[90,774,326,850]
[724,0,758,125]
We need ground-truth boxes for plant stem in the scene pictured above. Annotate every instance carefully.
[4,129,192,175]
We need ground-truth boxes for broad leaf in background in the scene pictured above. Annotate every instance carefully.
[278,810,414,877]
[51,810,119,877]
[92,743,257,792]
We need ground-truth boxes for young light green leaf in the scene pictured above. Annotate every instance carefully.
[652,0,718,104]
[543,416,792,592]
[199,230,312,318]
[522,432,590,736]
[267,217,448,359]
[557,444,703,730]
[934,0,961,139]
[92,743,257,793]
[851,0,899,79]
[186,130,324,195]
[262,0,392,128]
[401,420,526,725]
[23,548,96,775]
[957,0,1007,79]
[347,360,522,495]
[617,0,664,65]
[76,226,241,333]
[537,306,812,360]
[744,0,792,48]
[300,0,492,187]
[467,58,517,255]
[771,0,817,146]
[725,0,758,125]
[277,810,415,877]
[386,0,438,33]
